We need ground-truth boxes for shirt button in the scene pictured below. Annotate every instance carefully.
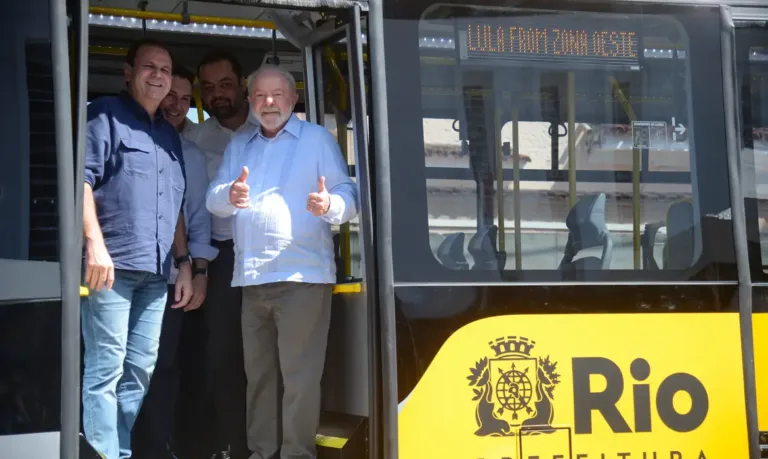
[159,215,163,220]
[159,191,163,196]
[159,168,164,174]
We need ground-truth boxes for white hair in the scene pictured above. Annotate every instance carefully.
[246,64,296,94]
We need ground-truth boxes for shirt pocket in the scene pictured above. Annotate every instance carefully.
[170,158,186,195]
[118,136,155,179]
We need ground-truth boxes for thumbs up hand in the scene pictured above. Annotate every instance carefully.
[230,166,250,208]
[306,176,330,216]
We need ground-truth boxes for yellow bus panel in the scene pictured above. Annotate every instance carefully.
[398,313,749,459]
[754,312,768,432]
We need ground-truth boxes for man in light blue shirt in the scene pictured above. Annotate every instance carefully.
[206,64,357,459]
[133,64,218,459]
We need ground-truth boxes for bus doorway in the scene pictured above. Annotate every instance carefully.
[85,2,377,458]
[84,2,376,458]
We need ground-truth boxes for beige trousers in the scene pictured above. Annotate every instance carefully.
[241,281,333,459]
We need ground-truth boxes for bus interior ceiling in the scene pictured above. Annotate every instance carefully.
[86,1,372,457]
[86,0,361,116]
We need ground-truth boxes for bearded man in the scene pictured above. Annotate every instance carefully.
[205,64,358,459]
[185,50,254,459]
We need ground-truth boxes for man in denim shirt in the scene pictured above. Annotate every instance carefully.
[132,64,219,459]
[81,38,194,459]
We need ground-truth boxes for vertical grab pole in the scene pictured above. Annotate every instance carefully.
[632,149,641,269]
[367,0,399,456]
[338,121,352,278]
[512,109,522,270]
[52,0,82,457]
[194,77,204,123]
[347,4,385,458]
[324,48,352,278]
[495,107,505,257]
[610,76,641,269]
[303,46,319,124]
[567,71,576,208]
[721,6,759,458]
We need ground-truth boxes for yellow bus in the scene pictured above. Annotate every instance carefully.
[1,0,768,458]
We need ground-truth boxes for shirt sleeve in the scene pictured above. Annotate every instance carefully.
[84,99,113,189]
[205,136,240,218]
[182,141,219,261]
[173,130,188,211]
[318,129,358,225]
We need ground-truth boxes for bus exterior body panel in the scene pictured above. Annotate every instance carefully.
[375,0,761,457]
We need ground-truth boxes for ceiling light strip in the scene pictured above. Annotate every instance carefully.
[89,14,280,39]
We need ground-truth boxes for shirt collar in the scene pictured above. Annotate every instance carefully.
[248,113,301,143]
[206,110,258,134]
[118,90,165,123]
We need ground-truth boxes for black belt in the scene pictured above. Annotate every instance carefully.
[211,239,234,248]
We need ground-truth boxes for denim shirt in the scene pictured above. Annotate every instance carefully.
[84,92,186,278]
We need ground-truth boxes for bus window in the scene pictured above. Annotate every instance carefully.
[2,28,59,262]
[384,0,735,284]
[737,24,768,275]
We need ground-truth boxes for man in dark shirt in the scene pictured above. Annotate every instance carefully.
[81,38,194,459]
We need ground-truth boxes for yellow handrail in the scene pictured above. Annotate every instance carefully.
[321,48,353,278]
[610,76,641,270]
[89,6,275,30]
[323,48,348,111]
[193,77,205,124]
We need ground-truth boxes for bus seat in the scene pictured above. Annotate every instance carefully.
[468,224,503,270]
[436,232,469,270]
[664,200,695,270]
[641,199,696,271]
[641,221,665,270]
[558,193,612,271]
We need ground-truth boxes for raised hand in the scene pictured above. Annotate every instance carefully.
[230,166,250,208]
[306,176,330,216]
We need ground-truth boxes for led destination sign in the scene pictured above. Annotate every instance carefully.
[458,15,640,69]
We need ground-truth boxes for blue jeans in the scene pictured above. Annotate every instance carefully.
[81,269,168,459]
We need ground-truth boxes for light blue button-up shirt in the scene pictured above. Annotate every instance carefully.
[168,135,220,284]
[205,114,357,287]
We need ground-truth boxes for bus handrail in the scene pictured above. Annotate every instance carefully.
[720,5,760,457]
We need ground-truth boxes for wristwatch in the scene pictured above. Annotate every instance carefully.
[174,253,192,269]
[193,265,208,278]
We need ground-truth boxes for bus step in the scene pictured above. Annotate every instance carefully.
[315,411,367,459]
[760,431,768,458]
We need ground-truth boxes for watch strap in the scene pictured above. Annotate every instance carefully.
[174,253,192,268]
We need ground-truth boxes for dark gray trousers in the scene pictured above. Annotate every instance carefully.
[206,239,248,458]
